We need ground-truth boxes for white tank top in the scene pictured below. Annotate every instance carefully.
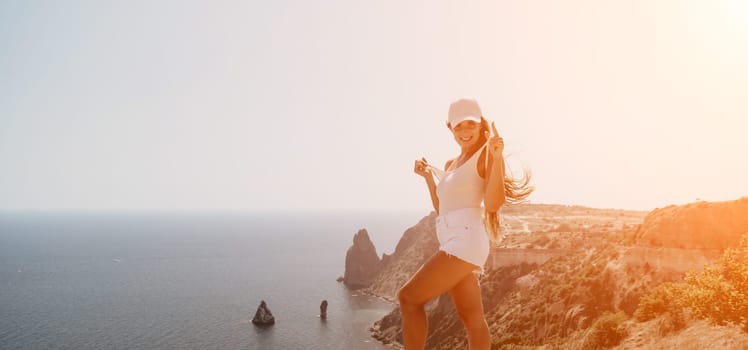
[429,142,488,214]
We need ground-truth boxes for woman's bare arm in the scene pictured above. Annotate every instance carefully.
[483,122,507,213]
[414,157,444,214]
[484,155,506,213]
[424,173,439,214]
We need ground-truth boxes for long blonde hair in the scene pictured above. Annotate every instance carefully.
[476,117,534,242]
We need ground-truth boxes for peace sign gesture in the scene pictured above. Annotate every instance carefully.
[483,121,504,160]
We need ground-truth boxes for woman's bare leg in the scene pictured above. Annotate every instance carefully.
[449,273,490,350]
[398,251,478,350]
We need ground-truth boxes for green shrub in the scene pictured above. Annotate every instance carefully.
[582,311,628,349]
[635,233,748,332]
[634,282,684,322]
[655,308,688,336]
[681,234,748,331]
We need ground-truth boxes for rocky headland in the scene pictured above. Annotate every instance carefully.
[347,198,748,349]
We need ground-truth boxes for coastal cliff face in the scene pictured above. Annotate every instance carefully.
[364,200,748,349]
[343,229,382,289]
[364,212,439,301]
[364,211,441,347]
[633,197,748,249]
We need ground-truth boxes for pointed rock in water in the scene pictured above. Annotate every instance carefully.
[320,300,328,319]
[252,300,275,326]
[343,228,382,289]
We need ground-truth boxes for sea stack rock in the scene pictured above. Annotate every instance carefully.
[252,300,275,326]
[320,300,328,320]
[343,229,382,289]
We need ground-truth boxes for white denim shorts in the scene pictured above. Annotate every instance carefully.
[435,207,490,274]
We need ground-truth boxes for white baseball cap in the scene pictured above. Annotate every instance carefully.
[447,98,483,129]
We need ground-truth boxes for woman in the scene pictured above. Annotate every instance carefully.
[399,98,532,350]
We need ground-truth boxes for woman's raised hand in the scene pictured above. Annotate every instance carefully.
[414,157,432,178]
[484,121,504,160]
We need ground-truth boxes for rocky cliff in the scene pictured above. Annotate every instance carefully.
[633,197,748,249]
[343,229,382,289]
[364,200,748,349]
[364,212,439,301]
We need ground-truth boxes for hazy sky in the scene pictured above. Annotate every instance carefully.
[2,0,747,212]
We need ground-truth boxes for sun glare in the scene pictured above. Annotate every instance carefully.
[708,0,748,41]
[724,0,748,32]
[677,0,748,67]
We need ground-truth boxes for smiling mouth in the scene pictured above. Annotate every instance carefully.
[460,136,472,142]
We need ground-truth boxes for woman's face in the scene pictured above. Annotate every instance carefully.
[450,120,483,148]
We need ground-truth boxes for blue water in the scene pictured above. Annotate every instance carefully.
[0,211,422,350]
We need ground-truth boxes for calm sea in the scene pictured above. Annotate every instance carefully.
[0,210,422,350]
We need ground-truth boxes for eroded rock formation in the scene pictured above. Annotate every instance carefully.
[364,212,439,301]
[252,300,275,326]
[343,229,382,289]
[320,300,328,320]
